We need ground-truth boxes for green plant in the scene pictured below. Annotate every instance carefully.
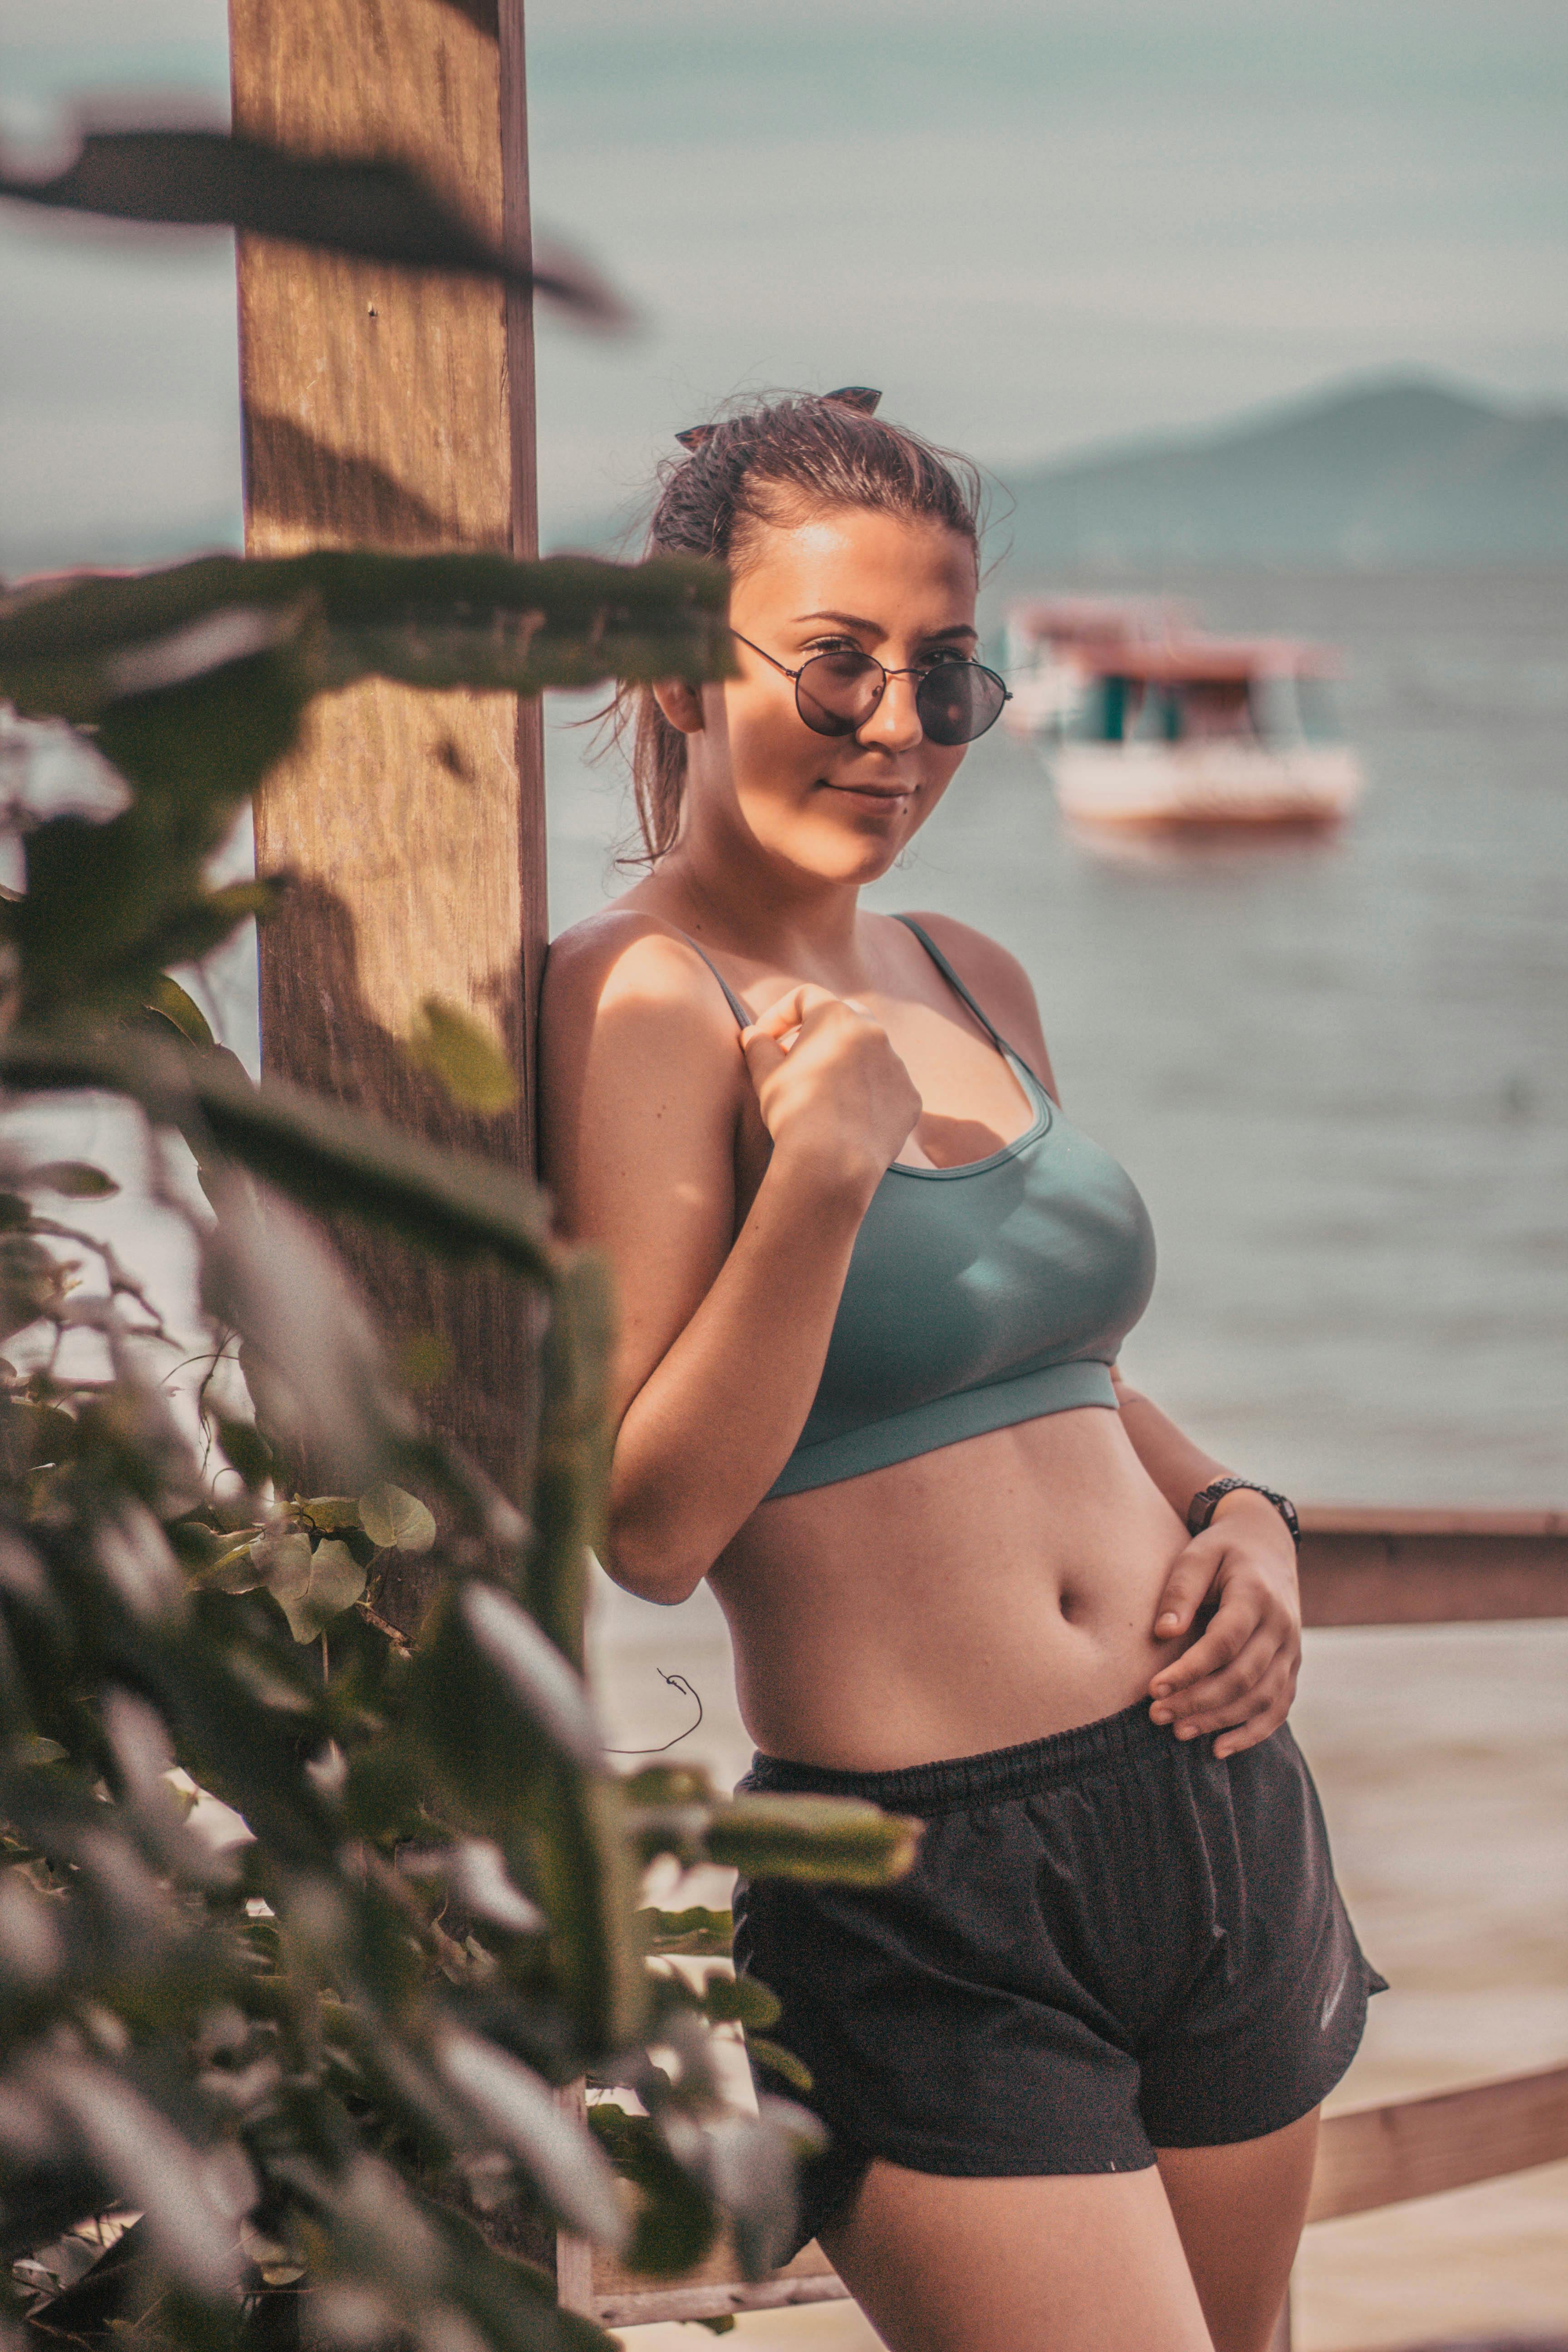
[0,137,919,2352]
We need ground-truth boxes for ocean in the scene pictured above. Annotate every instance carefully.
[547,563,1568,2351]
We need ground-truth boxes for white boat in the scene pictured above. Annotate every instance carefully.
[1004,601,1364,833]
[1002,596,1188,740]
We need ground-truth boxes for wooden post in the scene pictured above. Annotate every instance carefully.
[228,0,546,1626]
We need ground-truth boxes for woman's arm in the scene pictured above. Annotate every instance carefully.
[540,919,919,1602]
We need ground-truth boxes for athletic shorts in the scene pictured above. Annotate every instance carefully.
[732,1699,1385,2256]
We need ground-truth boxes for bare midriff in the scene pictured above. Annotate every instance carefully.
[708,1402,1192,1771]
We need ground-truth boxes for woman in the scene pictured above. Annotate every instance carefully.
[540,390,1381,2352]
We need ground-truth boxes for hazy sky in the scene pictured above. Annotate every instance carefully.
[2,0,1565,565]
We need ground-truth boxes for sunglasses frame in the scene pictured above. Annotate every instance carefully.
[730,630,1011,747]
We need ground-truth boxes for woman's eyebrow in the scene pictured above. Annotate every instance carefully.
[790,610,979,641]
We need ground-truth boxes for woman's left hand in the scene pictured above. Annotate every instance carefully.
[1146,1492,1302,1758]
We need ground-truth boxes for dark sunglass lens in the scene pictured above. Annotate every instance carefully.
[796,651,884,737]
[917,662,1006,746]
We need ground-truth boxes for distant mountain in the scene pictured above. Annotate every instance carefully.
[997,377,1568,569]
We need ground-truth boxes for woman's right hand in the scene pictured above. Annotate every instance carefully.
[741,985,921,1198]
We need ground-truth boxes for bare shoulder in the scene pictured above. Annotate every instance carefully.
[543,906,732,1032]
[898,909,1058,1086]
[539,908,745,1223]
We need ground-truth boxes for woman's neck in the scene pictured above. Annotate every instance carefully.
[639,833,870,982]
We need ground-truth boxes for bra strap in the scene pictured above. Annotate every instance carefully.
[677,931,752,1028]
[681,916,1033,1075]
[894,916,1012,1054]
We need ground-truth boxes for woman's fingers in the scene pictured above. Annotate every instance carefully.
[739,1027,789,1088]
[742,983,846,1043]
[1151,1621,1279,1726]
[1179,1661,1298,1759]
[1150,1595,1252,1702]
[1151,1539,1219,1638]
[1214,1696,1290,1760]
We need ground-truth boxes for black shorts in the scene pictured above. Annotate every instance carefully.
[732,1699,1385,2255]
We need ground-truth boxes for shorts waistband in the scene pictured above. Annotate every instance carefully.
[744,1697,1172,1814]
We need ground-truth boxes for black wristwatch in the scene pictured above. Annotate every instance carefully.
[1186,1477,1300,1548]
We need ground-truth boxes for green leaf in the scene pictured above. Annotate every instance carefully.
[0,550,731,726]
[214,1415,279,1488]
[1,1031,556,1285]
[254,1524,312,1596]
[587,2106,718,2281]
[257,1528,367,1641]
[411,1580,605,1789]
[130,876,289,974]
[0,1231,69,1341]
[25,1161,120,1198]
[8,641,311,1021]
[743,2037,813,2096]
[12,1733,69,1767]
[198,1536,268,1594]
[703,1795,923,1887]
[0,128,626,320]
[406,997,519,1115]
[701,1974,779,2031]
[300,1494,363,1533]
[436,2029,628,2248]
[11,1399,79,1470]
[638,1904,732,1957]
[526,1767,648,2053]
[524,1250,614,1668]
[358,1481,436,1553]
[145,972,216,1049]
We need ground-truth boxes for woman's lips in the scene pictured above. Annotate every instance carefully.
[819,778,911,804]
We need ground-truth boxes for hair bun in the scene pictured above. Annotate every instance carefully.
[822,387,882,414]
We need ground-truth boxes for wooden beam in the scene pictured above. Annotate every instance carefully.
[229,0,545,1626]
[1298,1508,1568,1627]
[1308,2063,1568,2225]
[591,2242,848,2332]
[591,2065,1568,2326]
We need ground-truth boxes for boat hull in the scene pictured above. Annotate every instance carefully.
[1050,742,1363,829]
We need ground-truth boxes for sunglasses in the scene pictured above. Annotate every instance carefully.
[732,631,1010,748]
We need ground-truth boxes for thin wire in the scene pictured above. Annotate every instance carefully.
[605,1669,704,1755]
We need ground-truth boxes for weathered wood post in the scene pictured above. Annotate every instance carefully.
[228,0,545,1628]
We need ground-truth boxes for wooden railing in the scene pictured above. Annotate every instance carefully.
[568,1509,1568,2339]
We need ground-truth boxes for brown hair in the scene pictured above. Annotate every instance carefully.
[609,389,985,864]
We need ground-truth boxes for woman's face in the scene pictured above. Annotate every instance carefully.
[664,505,980,889]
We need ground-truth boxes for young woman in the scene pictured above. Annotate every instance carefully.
[539,390,1382,2352]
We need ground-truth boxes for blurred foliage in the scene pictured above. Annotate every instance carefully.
[0,127,627,323]
[0,181,912,2352]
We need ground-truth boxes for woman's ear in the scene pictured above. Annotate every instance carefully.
[652,678,706,735]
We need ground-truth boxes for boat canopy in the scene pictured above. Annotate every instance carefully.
[1074,637,1339,683]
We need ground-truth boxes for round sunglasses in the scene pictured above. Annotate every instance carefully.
[731,630,1010,748]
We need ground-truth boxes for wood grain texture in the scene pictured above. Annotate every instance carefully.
[229,0,545,1622]
[1298,1509,1568,1626]
[1308,2064,1568,2223]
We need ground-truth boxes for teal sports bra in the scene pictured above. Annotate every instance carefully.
[689,918,1156,1500]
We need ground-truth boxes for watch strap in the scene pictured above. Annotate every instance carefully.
[1186,1476,1300,1548]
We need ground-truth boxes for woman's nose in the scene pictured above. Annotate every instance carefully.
[856,670,925,751]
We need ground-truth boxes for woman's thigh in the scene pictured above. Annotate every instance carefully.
[1156,2108,1320,2352]
[820,2159,1215,2352]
